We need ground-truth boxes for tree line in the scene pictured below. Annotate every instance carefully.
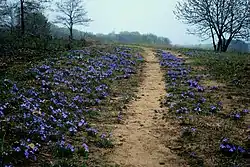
[0,0,91,63]
[0,0,249,65]
[95,31,171,45]
[50,26,171,45]
[0,0,172,65]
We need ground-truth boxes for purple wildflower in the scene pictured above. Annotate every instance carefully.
[210,105,217,112]
[78,119,86,127]
[24,149,29,159]
[191,128,196,132]
[82,143,89,152]
[13,147,21,152]
[237,146,246,153]
[100,133,106,139]
[234,113,241,119]
[66,144,74,152]
[243,109,249,113]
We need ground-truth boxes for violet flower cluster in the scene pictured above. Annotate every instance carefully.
[0,46,143,166]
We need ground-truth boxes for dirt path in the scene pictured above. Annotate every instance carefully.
[107,48,187,167]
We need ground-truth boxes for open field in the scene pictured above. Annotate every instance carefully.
[1,0,250,166]
[156,48,250,166]
[0,45,144,167]
[0,44,249,167]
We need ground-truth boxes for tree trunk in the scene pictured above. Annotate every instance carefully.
[221,37,226,51]
[69,26,73,41]
[210,28,216,51]
[222,37,233,52]
[216,37,222,52]
[69,25,73,50]
[20,0,25,35]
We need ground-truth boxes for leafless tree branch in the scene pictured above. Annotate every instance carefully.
[174,0,250,52]
[53,0,92,41]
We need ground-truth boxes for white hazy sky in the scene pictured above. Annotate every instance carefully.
[49,0,208,45]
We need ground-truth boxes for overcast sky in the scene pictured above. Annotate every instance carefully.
[48,0,209,45]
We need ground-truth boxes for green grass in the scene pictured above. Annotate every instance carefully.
[157,48,249,167]
[0,44,144,167]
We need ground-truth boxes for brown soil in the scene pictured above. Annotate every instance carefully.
[106,48,187,167]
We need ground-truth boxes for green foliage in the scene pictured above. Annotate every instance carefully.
[50,25,171,46]
[0,45,144,166]
[25,12,51,37]
[160,48,250,166]
[180,49,250,87]
[95,31,171,45]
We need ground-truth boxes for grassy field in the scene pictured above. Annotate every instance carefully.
[1,42,249,167]
[0,44,144,167]
[156,48,249,166]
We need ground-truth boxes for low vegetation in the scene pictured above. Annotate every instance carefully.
[156,48,249,166]
[1,0,249,166]
[0,45,144,167]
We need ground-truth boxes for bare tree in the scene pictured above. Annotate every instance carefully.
[174,0,250,52]
[1,0,47,35]
[19,0,46,35]
[54,0,91,42]
[0,1,17,32]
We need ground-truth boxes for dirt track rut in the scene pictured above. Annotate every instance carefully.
[107,48,187,167]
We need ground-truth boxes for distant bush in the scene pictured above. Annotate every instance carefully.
[228,40,249,53]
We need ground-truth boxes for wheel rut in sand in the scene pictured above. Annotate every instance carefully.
[107,48,187,167]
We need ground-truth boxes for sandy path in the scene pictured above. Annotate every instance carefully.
[107,48,186,167]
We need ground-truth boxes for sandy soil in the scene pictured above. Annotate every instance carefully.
[107,48,187,167]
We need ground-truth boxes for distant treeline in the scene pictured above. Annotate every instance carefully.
[0,5,171,68]
[180,40,250,53]
[228,40,250,53]
[51,24,171,45]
